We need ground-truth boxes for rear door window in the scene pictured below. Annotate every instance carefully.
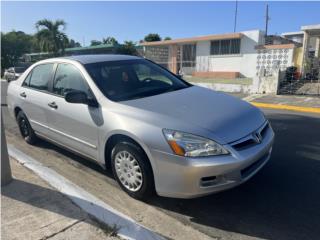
[27,64,54,91]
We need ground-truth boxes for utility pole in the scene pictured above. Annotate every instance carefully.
[233,0,238,33]
[265,4,270,37]
[1,111,12,186]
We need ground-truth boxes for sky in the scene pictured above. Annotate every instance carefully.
[2,1,320,46]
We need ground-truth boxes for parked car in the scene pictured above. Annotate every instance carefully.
[7,55,274,199]
[4,66,28,82]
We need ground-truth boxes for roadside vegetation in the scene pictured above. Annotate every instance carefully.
[35,19,68,56]
[1,17,169,75]
[1,19,80,74]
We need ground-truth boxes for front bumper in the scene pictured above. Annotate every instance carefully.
[151,123,275,198]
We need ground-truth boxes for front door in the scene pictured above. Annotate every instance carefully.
[45,63,101,160]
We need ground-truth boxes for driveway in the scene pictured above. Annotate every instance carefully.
[3,106,320,240]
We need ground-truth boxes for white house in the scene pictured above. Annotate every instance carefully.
[141,29,296,79]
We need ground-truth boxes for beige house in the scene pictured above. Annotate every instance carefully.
[283,24,320,74]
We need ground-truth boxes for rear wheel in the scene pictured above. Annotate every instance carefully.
[111,142,154,200]
[16,111,37,144]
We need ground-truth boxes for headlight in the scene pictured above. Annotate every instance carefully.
[163,129,229,157]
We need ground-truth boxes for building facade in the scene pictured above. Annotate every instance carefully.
[141,30,298,79]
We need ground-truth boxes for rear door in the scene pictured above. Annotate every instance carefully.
[19,63,55,135]
[45,62,100,160]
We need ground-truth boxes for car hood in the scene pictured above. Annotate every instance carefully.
[118,86,265,144]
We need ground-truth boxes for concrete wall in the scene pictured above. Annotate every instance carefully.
[195,30,265,78]
[193,71,239,79]
[256,46,295,77]
[194,82,252,93]
[194,70,280,94]
[252,70,280,94]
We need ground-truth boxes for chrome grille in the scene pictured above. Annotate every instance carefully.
[231,122,270,151]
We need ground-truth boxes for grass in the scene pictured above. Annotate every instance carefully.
[89,215,121,238]
[183,76,253,85]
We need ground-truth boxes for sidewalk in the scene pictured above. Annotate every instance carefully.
[1,158,119,240]
[243,94,320,114]
[250,94,320,108]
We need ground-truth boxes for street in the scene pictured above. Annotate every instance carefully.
[3,106,320,240]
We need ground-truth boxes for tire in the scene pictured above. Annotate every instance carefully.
[16,111,37,144]
[111,142,154,200]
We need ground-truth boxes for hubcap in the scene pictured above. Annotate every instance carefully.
[19,119,29,137]
[114,151,143,192]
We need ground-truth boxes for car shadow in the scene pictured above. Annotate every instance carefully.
[35,139,115,178]
[1,179,148,238]
[2,178,91,223]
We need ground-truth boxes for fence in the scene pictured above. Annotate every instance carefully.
[143,45,197,75]
[278,58,320,96]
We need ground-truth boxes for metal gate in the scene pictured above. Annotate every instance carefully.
[278,62,320,96]
[177,44,196,75]
[142,44,197,75]
[278,28,320,96]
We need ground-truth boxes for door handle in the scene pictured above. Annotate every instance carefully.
[48,102,58,109]
[20,92,27,98]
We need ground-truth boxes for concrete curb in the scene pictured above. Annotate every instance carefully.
[8,145,165,240]
[250,102,320,114]
[241,94,320,114]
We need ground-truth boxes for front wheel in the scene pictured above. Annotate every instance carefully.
[111,142,154,200]
[16,111,37,144]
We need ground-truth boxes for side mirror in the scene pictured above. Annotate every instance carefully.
[65,90,98,107]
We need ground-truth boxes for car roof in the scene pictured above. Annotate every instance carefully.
[62,54,142,64]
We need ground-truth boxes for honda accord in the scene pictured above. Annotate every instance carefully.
[7,55,274,199]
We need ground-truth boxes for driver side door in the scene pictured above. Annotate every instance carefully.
[45,62,101,160]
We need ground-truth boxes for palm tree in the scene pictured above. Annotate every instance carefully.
[35,19,68,56]
[116,41,138,56]
[102,37,118,46]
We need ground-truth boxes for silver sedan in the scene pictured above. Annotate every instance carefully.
[7,55,274,199]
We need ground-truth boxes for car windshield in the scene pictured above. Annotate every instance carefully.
[85,59,191,102]
[14,67,27,73]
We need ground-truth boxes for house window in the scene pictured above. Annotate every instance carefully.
[210,39,241,55]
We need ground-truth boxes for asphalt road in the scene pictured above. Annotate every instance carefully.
[3,107,320,240]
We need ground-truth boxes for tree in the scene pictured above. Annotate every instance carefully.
[102,37,118,45]
[67,39,81,48]
[35,19,68,56]
[144,33,161,42]
[164,37,172,41]
[1,31,37,73]
[90,40,102,46]
[116,41,138,55]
